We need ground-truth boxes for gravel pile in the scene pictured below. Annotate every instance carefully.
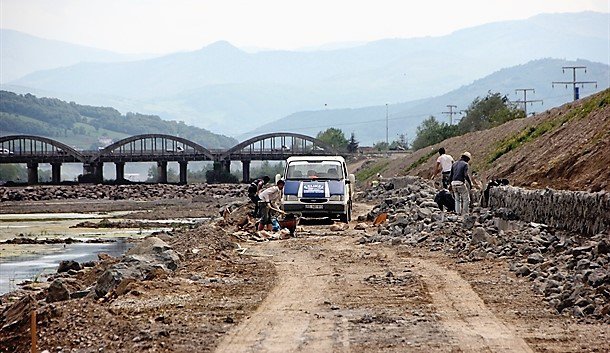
[0,183,248,202]
[357,177,610,322]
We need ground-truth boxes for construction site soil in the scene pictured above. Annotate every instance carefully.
[379,89,610,192]
[1,196,609,353]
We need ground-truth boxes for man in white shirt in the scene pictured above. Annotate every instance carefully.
[432,147,454,189]
[258,179,285,230]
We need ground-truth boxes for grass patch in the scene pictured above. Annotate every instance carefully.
[404,150,436,173]
[355,160,390,181]
[488,89,610,164]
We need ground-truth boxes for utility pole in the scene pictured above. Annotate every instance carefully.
[552,66,597,101]
[514,89,543,116]
[385,103,389,146]
[442,105,458,125]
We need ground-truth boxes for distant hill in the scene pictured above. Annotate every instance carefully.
[0,29,155,84]
[0,91,237,149]
[374,88,610,192]
[5,12,608,136]
[243,59,610,145]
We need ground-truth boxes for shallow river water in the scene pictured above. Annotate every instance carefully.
[0,212,203,295]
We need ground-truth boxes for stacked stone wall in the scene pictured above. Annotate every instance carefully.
[489,186,610,235]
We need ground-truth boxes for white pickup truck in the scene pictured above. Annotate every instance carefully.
[277,156,355,222]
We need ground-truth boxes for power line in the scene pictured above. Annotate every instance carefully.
[441,105,458,125]
[385,103,389,145]
[514,89,543,116]
[552,66,598,101]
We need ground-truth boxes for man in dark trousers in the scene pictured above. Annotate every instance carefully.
[248,175,270,217]
[432,147,454,189]
[449,152,472,215]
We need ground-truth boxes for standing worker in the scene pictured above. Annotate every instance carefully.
[257,179,285,230]
[449,152,472,215]
[432,147,454,189]
[248,175,270,217]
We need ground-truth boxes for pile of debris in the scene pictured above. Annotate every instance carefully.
[218,201,300,242]
[356,177,610,322]
[0,183,247,202]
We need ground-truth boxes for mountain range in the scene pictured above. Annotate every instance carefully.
[243,58,607,145]
[2,11,609,141]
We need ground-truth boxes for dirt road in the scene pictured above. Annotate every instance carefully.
[214,203,608,353]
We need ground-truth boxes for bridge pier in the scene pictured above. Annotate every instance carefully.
[242,160,250,182]
[51,162,61,184]
[115,162,125,182]
[179,161,188,184]
[157,161,168,183]
[27,162,38,184]
[94,162,104,183]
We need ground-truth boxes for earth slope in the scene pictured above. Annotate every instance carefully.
[383,89,610,192]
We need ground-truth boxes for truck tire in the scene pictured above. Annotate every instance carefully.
[339,202,352,223]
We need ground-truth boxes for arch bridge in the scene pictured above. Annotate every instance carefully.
[0,133,336,184]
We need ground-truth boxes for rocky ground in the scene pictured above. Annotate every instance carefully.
[1,180,609,352]
[357,177,610,322]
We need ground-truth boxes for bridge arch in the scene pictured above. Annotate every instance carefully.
[91,134,215,162]
[221,132,336,160]
[0,135,85,162]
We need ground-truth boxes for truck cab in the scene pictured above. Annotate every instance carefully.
[277,156,355,222]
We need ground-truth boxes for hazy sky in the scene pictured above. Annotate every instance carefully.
[2,0,609,54]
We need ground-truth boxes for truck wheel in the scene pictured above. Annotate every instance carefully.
[339,203,352,223]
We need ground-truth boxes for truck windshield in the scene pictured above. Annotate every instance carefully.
[286,161,343,180]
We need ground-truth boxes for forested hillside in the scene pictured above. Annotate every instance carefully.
[0,91,237,149]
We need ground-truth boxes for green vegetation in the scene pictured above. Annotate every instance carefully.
[347,133,359,153]
[249,161,285,181]
[488,89,610,163]
[0,91,237,149]
[317,128,348,151]
[0,164,27,181]
[411,92,524,151]
[355,160,390,182]
[411,116,459,151]
[404,150,437,173]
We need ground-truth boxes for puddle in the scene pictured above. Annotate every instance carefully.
[0,239,132,295]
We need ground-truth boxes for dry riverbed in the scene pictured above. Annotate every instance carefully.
[1,184,608,353]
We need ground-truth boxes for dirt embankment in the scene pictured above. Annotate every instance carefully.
[380,89,610,192]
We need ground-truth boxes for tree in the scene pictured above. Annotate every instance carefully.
[250,161,285,181]
[411,116,459,151]
[205,169,238,184]
[347,133,359,153]
[147,166,179,182]
[458,91,525,133]
[316,128,348,151]
[0,164,27,182]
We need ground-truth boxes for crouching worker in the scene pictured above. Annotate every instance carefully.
[434,189,455,212]
[248,176,270,217]
[257,179,285,231]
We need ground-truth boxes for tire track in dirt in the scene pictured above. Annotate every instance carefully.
[215,242,345,353]
[410,258,534,353]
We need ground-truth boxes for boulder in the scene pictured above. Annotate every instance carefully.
[57,260,81,273]
[46,279,70,303]
[527,253,544,264]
